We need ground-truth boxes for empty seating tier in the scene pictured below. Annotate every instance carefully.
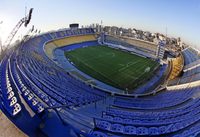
[1,27,200,137]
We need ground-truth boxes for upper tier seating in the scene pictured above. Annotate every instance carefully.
[182,47,200,65]
[45,34,96,59]
[104,35,157,58]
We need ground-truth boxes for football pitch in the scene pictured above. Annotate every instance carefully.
[65,46,159,90]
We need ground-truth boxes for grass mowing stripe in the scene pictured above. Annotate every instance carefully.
[65,45,159,90]
[66,52,122,87]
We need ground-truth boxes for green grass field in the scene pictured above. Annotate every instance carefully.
[65,46,159,90]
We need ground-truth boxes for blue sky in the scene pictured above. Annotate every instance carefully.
[0,0,199,48]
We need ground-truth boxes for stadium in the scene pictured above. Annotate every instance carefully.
[1,4,200,137]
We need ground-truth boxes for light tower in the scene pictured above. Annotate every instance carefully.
[99,20,105,45]
[1,8,33,58]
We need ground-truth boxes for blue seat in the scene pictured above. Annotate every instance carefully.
[113,117,123,123]
[110,124,124,133]
[136,127,148,135]
[159,126,167,134]
[91,131,108,137]
[124,125,136,135]
[123,118,133,124]
[149,127,159,135]
[96,120,111,131]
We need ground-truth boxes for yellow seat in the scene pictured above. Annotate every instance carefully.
[44,34,97,59]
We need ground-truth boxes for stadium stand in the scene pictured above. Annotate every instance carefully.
[0,56,22,116]
[104,35,158,59]
[45,34,96,59]
[182,47,200,65]
[168,48,200,86]
[1,27,200,137]
[168,54,184,80]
